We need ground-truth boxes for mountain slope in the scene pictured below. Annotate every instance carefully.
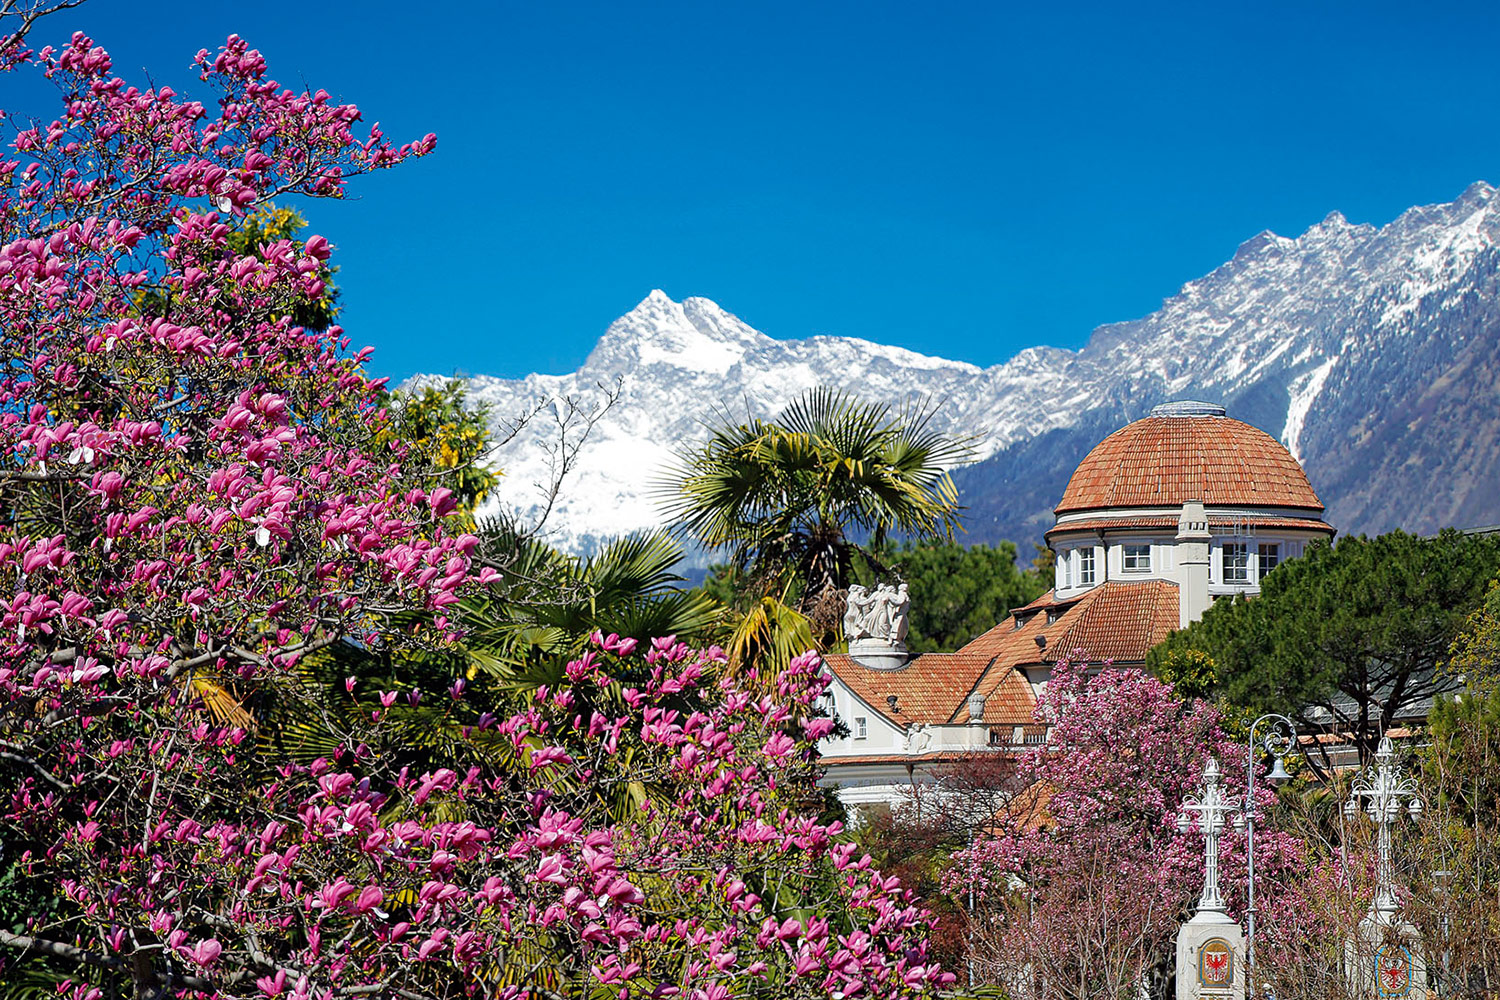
[418,181,1500,557]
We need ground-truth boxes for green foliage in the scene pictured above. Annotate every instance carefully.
[1150,646,1219,702]
[230,205,342,331]
[455,528,722,681]
[0,957,72,1000]
[700,561,741,609]
[382,380,499,518]
[722,592,818,692]
[855,539,1049,653]
[1148,530,1500,767]
[1448,577,1500,689]
[1425,682,1500,828]
[0,841,70,998]
[855,810,970,972]
[1408,605,1500,994]
[136,204,341,332]
[1426,580,1500,827]
[661,388,973,640]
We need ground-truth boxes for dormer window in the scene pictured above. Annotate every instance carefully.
[1224,542,1250,584]
[1123,544,1151,573]
[1078,548,1096,585]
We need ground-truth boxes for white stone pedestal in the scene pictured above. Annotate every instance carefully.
[847,637,907,670]
[1344,909,1428,999]
[1175,912,1246,1000]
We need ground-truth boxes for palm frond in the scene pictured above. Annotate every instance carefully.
[725,595,817,691]
[187,673,256,732]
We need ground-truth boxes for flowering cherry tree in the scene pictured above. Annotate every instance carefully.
[0,24,950,1000]
[943,659,1305,999]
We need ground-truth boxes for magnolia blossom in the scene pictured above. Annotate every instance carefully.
[944,659,1307,997]
[0,27,948,999]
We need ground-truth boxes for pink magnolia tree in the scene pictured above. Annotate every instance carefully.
[943,659,1307,999]
[0,23,951,999]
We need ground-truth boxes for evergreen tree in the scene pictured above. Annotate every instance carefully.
[1148,530,1500,770]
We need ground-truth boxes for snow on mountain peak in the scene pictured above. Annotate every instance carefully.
[1458,179,1495,205]
[583,291,766,376]
[414,183,1500,559]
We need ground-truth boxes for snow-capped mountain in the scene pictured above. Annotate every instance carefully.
[417,181,1500,557]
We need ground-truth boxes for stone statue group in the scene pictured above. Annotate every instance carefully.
[843,582,910,645]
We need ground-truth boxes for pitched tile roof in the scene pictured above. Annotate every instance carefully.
[1047,579,1182,663]
[958,579,1179,709]
[823,651,998,728]
[1055,415,1325,515]
[824,580,1181,735]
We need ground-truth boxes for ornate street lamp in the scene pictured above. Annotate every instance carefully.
[1343,736,1424,918]
[1178,756,1238,915]
[1241,713,1297,976]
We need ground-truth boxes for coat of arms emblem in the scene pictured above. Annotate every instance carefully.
[1376,944,1413,998]
[1197,938,1234,989]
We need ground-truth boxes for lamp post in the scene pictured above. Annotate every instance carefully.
[1431,869,1452,997]
[1343,736,1423,919]
[1243,713,1297,977]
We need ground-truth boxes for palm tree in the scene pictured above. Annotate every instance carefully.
[661,387,973,638]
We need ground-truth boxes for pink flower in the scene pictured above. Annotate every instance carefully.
[534,854,568,885]
[354,885,383,914]
[185,938,222,967]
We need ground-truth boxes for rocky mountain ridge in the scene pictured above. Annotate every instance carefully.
[416,181,1500,558]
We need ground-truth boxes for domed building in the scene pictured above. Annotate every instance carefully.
[817,401,1334,815]
[1047,400,1333,623]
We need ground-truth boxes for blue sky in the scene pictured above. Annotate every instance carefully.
[12,1,1500,380]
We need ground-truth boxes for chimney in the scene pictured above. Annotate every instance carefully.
[1176,500,1211,627]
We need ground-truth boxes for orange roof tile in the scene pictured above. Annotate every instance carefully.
[959,579,1179,708]
[989,782,1054,835]
[1055,416,1324,515]
[825,581,1181,735]
[1047,580,1181,663]
[824,651,997,728]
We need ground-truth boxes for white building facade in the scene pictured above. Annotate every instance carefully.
[817,401,1335,818]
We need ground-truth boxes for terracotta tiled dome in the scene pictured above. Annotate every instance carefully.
[1054,403,1324,515]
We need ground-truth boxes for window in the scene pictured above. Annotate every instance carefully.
[1224,542,1250,583]
[854,716,867,740]
[1123,544,1151,573]
[1258,543,1280,581]
[1078,547,1096,585]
